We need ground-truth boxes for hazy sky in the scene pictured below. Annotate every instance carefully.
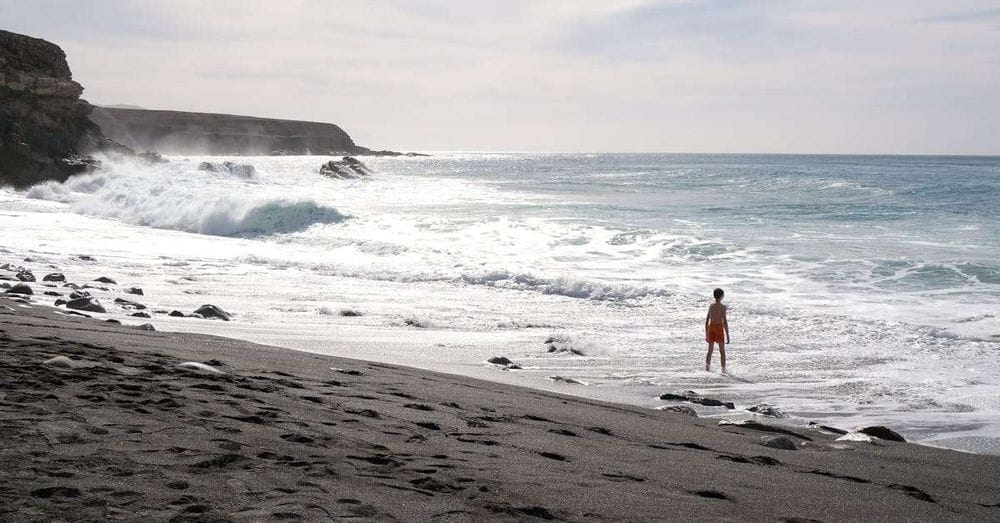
[3,1,999,154]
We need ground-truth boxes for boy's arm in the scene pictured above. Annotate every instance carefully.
[723,306,730,342]
[705,309,710,327]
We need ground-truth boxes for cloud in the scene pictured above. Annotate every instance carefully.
[1,0,998,154]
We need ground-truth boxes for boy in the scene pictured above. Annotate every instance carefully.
[704,288,730,372]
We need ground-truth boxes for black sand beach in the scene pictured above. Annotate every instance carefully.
[2,297,999,521]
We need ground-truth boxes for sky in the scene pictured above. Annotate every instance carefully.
[3,0,999,154]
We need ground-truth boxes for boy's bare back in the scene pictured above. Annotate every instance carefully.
[706,302,727,325]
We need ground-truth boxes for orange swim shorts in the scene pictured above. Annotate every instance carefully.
[705,324,725,344]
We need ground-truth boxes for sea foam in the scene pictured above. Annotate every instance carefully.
[24,157,348,237]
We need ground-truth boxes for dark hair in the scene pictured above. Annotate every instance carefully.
[713,288,724,300]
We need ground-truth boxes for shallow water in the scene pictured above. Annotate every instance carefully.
[3,152,999,453]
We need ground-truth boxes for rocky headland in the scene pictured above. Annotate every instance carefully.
[91,107,426,157]
[0,30,113,188]
[90,106,364,157]
[1,29,422,189]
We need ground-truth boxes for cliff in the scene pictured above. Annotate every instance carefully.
[0,30,106,187]
[90,107,370,156]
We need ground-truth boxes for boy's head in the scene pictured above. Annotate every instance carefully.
[713,288,724,301]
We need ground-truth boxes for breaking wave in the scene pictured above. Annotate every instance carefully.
[23,158,348,237]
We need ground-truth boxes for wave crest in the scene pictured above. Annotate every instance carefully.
[24,158,348,237]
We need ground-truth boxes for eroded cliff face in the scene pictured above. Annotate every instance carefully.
[90,107,366,156]
[0,30,103,188]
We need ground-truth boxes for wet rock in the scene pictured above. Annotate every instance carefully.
[42,272,65,282]
[129,311,151,318]
[125,287,143,295]
[105,319,121,325]
[66,297,106,313]
[78,255,95,261]
[546,344,585,356]
[193,304,230,321]
[69,290,91,300]
[319,156,371,179]
[114,297,146,310]
[43,290,61,296]
[168,310,185,317]
[16,269,35,282]
[859,426,906,442]
[762,436,798,450]
[54,299,67,306]
[93,276,117,284]
[63,282,79,289]
[748,404,785,418]
[6,283,33,295]
[134,323,155,331]
[658,391,734,409]
[339,309,363,317]
[487,356,513,366]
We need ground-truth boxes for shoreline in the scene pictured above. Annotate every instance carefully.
[2,244,998,457]
[3,296,1000,520]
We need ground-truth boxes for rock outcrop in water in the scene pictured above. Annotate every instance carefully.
[319,156,371,179]
[0,30,109,188]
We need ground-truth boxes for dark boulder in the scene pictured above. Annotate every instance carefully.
[6,283,32,295]
[125,287,144,295]
[129,311,151,318]
[319,156,371,179]
[134,323,155,331]
[487,356,513,366]
[193,304,230,321]
[859,426,906,442]
[42,272,65,282]
[114,297,146,310]
[69,290,90,300]
[54,298,66,306]
[43,290,61,296]
[66,296,106,313]
[748,404,785,418]
[15,269,35,282]
[658,391,734,409]
[168,310,185,317]
[93,276,116,284]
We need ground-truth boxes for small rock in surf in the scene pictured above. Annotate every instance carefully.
[194,304,231,321]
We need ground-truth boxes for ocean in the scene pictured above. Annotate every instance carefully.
[3,152,999,453]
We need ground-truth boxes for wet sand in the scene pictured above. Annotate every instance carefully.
[2,297,999,521]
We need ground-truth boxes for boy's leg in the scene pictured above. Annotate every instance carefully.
[705,343,714,371]
[719,343,726,371]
